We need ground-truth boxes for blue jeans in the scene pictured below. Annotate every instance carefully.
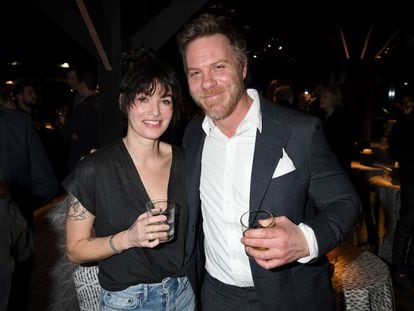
[100,276,195,310]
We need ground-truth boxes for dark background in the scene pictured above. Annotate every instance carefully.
[1,0,413,142]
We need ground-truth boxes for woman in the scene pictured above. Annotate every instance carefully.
[64,50,195,310]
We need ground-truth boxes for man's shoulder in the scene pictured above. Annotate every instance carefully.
[261,98,318,127]
[0,107,35,138]
[0,107,32,124]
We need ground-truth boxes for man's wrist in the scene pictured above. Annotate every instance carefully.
[297,223,318,263]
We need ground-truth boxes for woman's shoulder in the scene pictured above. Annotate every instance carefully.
[75,139,124,168]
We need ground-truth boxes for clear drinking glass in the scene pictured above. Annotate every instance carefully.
[146,200,176,243]
[240,210,275,251]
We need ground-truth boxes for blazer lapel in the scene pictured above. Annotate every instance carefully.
[185,125,204,210]
[250,98,291,211]
[184,118,205,261]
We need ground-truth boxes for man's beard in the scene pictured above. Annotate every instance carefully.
[191,78,245,121]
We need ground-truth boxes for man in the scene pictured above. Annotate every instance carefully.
[0,106,58,310]
[390,98,414,289]
[66,68,85,111]
[14,80,38,117]
[61,66,101,171]
[272,84,296,110]
[177,14,361,310]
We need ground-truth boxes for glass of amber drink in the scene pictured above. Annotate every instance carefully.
[240,210,275,251]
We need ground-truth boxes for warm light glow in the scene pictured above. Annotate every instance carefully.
[253,54,257,58]
[403,82,408,86]
[5,80,15,85]
[60,62,70,68]
[362,148,373,155]
[278,46,283,50]
[267,44,271,48]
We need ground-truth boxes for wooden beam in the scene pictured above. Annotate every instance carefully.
[338,27,350,60]
[132,0,208,50]
[360,23,375,60]
[374,27,402,60]
[75,0,112,70]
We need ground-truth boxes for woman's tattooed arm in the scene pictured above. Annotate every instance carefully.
[66,193,89,221]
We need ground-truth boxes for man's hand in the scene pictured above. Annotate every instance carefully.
[241,216,310,269]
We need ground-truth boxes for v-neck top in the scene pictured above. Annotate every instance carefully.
[63,139,187,290]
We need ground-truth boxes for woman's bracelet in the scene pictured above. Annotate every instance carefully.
[109,234,122,254]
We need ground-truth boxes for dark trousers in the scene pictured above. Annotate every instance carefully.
[201,272,261,311]
[393,179,414,267]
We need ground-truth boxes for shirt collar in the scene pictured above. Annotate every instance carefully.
[202,88,262,136]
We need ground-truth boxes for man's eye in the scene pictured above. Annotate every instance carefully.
[162,99,172,105]
[189,71,200,78]
[215,64,224,70]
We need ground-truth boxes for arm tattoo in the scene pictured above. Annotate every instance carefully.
[66,193,89,221]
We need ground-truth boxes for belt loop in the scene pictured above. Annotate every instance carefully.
[162,277,172,290]
[143,284,149,302]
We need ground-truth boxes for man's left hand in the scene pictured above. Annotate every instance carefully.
[241,216,310,269]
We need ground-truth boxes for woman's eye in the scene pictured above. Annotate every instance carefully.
[162,99,172,105]
[136,96,148,103]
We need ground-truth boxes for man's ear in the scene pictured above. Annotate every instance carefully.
[242,63,247,80]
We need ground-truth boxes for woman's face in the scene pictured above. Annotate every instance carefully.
[126,83,174,142]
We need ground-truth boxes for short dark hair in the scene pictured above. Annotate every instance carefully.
[118,48,182,119]
[69,65,97,91]
[274,85,293,103]
[14,80,35,95]
[176,14,247,73]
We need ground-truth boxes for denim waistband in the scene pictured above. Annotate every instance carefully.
[159,276,187,290]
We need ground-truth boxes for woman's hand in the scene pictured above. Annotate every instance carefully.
[126,212,169,248]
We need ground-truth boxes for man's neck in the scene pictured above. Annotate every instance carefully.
[17,102,31,114]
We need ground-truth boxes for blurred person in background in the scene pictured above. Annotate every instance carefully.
[66,67,86,112]
[14,80,38,116]
[319,85,353,172]
[60,66,101,172]
[272,84,298,110]
[390,98,414,289]
[0,106,58,310]
[0,88,16,110]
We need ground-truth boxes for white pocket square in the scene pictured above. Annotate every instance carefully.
[272,148,296,178]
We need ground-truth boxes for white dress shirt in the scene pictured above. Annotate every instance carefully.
[200,89,318,287]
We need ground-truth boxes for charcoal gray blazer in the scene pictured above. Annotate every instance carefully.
[183,95,361,311]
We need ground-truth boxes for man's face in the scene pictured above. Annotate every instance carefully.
[67,70,79,91]
[185,34,246,121]
[21,86,37,105]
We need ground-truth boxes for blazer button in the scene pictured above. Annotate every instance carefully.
[191,225,195,232]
